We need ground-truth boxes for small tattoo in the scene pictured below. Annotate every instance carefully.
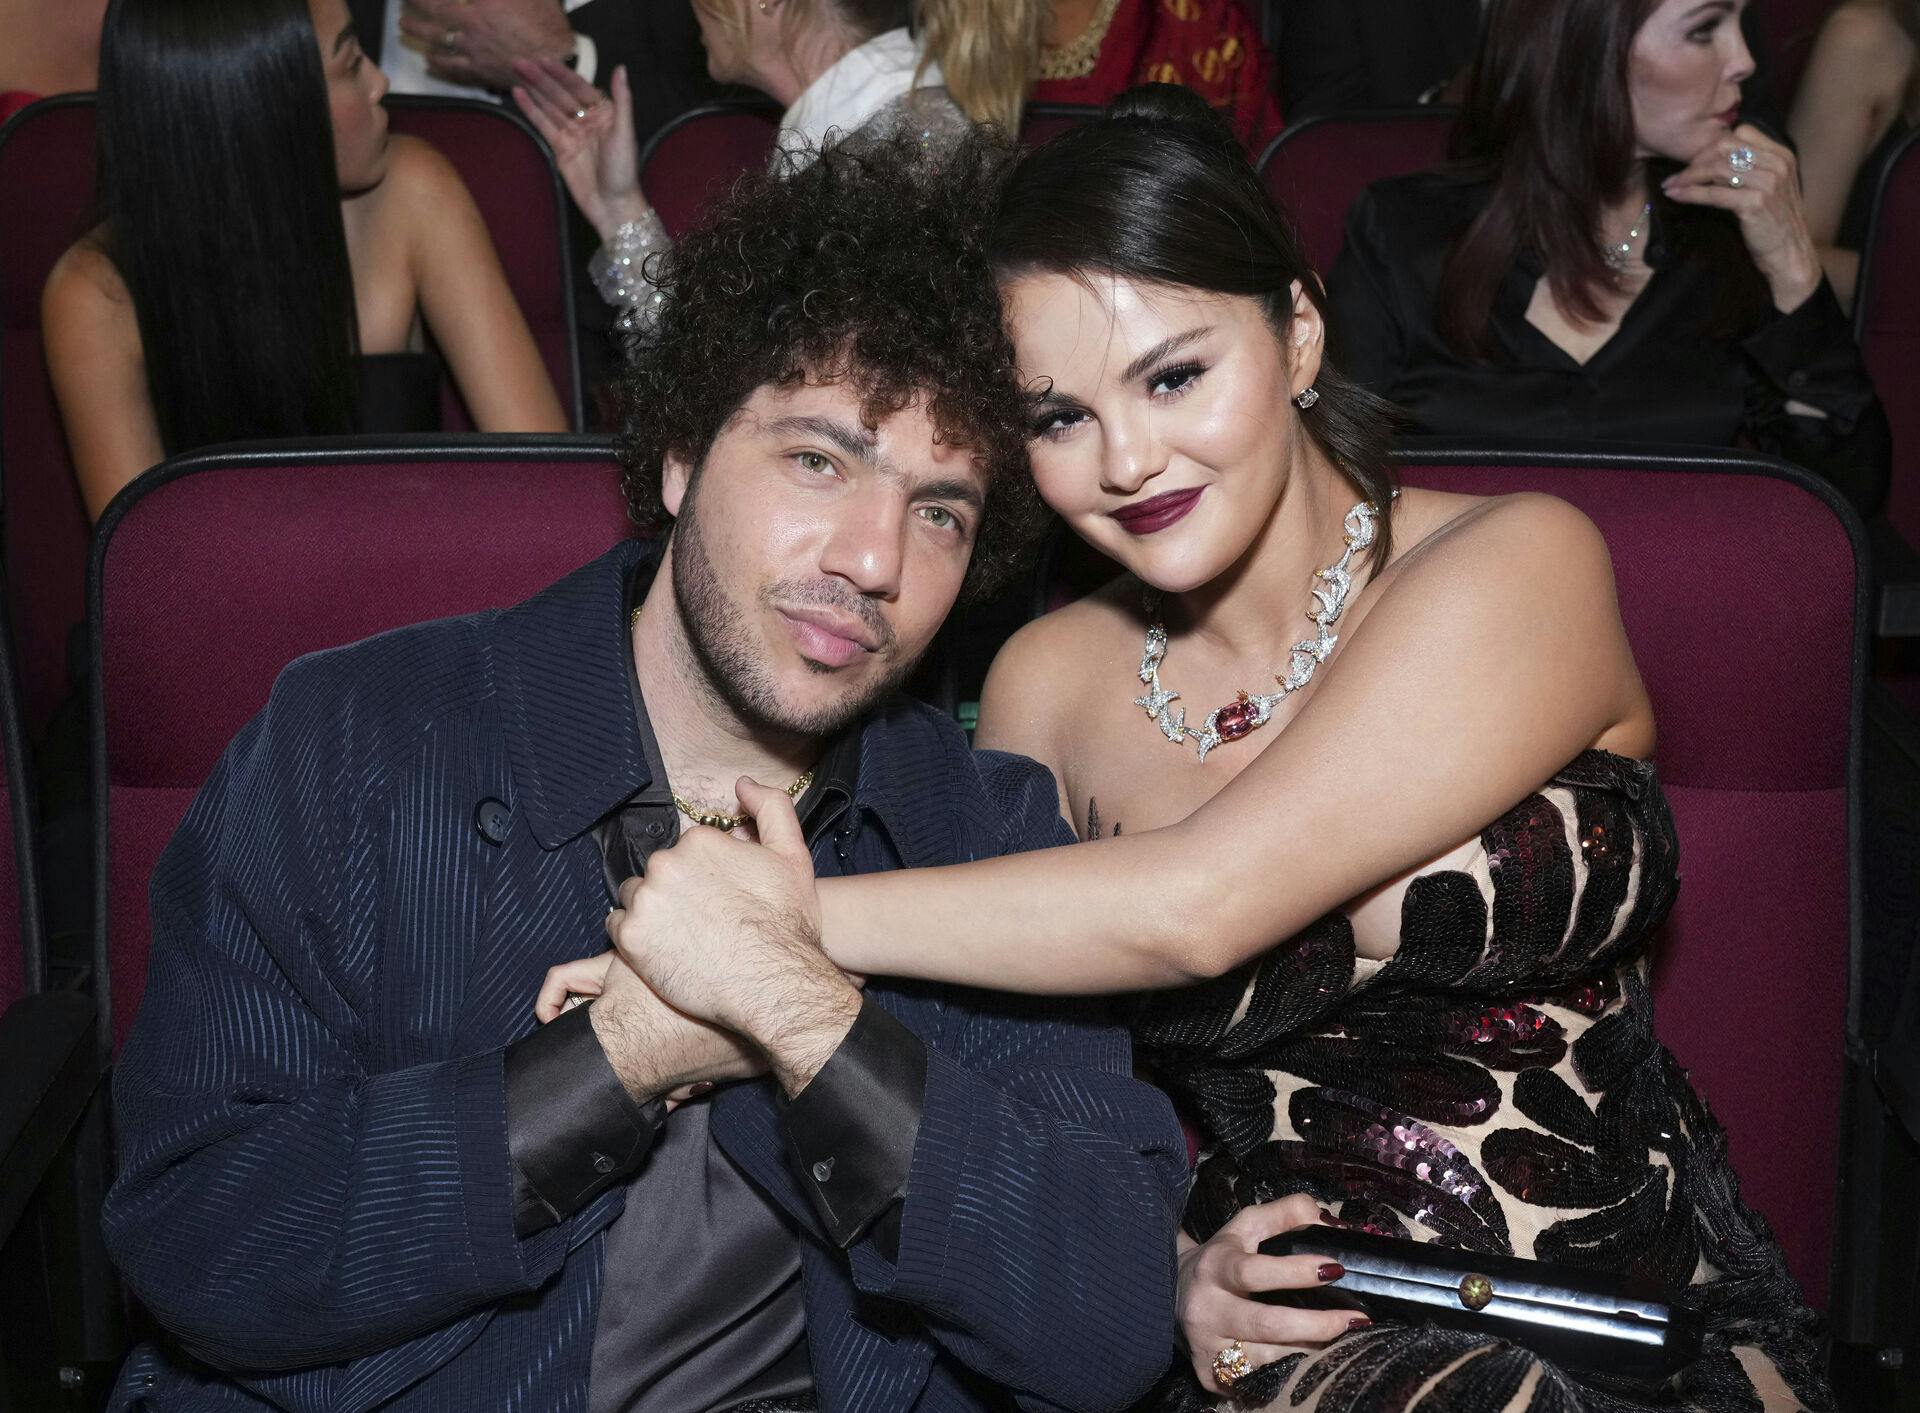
[1083,797,1123,841]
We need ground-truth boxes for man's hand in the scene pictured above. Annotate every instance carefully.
[587,946,767,1103]
[606,780,861,1097]
[401,0,574,93]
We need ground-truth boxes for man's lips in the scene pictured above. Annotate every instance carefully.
[1110,486,1205,535]
[778,606,879,667]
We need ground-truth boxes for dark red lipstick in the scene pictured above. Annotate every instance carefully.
[1111,486,1204,535]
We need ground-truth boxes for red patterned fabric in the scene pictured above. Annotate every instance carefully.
[1031,0,1284,155]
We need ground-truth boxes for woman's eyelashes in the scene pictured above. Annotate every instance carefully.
[1027,363,1210,442]
[1148,361,1207,400]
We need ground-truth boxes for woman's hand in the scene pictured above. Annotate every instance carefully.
[1178,1195,1365,1394]
[536,951,615,1023]
[1662,123,1823,313]
[511,57,649,243]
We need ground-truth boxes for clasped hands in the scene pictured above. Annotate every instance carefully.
[547,780,862,1105]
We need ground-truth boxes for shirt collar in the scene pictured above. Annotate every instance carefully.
[780,28,937,151]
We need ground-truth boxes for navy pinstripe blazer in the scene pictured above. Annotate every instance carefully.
[104,540,1188,1412]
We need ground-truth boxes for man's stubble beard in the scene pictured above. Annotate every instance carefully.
[668,487,922,740]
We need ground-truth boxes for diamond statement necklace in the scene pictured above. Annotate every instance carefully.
[1135,496,1385,762]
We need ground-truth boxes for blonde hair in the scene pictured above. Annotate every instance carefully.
[699,0,1047,134]
[913,0,1048,134]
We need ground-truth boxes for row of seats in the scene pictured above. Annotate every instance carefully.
[0,434,1865,1323]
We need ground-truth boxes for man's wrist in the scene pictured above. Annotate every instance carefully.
[754,971,863,1098]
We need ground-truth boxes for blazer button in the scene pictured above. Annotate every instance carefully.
[812,1158,835,1183]
[592,1151,615,1174]
[473,798,511,845]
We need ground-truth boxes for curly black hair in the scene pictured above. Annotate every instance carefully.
[616,129,1047,604]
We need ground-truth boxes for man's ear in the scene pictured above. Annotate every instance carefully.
[662,450,693,519]
[1285,279,1326,397]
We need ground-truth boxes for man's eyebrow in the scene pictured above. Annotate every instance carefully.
[1121,326,1213,384]
[334,21,357,55]
[914,475,986,514]
[763,414,878,463]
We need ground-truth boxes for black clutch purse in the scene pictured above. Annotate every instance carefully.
[1256,1227,1704,1381]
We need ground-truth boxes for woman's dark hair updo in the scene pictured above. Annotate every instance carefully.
[988,83,1400,568]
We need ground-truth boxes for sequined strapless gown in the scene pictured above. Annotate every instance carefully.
[1137,751,1831,1411]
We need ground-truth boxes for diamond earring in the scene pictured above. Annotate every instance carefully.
[1293,386,1320,410]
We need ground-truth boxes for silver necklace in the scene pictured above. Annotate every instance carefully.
[1603,201,1653,272]
[1135,497,1383,762]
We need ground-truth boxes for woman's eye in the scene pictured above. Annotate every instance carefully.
[1686,18,1720,40]
[1031,409,1086,441]
[1150,363,1205,397]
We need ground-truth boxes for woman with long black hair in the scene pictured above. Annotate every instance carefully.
[42,0,568,521]
[548,84,1832,1411]
[1324,0,1889,519]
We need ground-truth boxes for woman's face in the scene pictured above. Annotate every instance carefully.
[309,0,391,193]
[1002,272,1322,595]
[1627,0,1754,162]
[690,0,782,91]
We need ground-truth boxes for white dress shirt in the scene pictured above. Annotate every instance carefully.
[779,27,942,151]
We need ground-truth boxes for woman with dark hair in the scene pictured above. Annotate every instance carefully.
[547,86,1829,1410]
[1789,0,1920,308]
[1324,0,1888,518]
[42,0,568,521]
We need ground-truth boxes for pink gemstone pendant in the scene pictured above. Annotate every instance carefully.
[1213,691,1258,742]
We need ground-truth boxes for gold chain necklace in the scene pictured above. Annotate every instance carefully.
[631,604,817,829]
[672,769,815,831]
[1038,0,1123,80]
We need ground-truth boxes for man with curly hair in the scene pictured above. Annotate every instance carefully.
[102,133,1189,1412]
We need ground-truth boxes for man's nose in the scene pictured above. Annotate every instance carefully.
[818,486,906,598]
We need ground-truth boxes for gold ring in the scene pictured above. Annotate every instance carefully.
[1212,1339,1251,1388]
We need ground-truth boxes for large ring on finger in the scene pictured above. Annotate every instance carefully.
[1728,144,1756,174]
[1212,1340,1251,1388]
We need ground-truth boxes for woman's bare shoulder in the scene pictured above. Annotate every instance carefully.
[1807,1,1917,94]
[42,237,139,350]
[976,574,1142,752]
[44,236,129,312]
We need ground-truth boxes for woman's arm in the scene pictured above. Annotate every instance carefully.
[1786,1,1915,308]
[397,139,569,433]
[42,245,167,522]
[821,493,1647,992]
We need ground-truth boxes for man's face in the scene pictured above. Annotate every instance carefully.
[662,378,986,737]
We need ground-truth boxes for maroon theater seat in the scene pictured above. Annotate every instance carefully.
[0,96,101,735]
[1034,444,1864,1311]
[1397,447,1864,1314]
[1855,126,1920,550]
[1255,109,1454,275]
[383,97,584,432]
[89,437,631,1060]
[640,103,781,239]
[0,96,582,736]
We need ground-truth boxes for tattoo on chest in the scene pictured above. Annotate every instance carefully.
[1083,796,1123,842]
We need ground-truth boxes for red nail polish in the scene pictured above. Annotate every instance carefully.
[1347,1316,1373,1332]
[1317,1262,1345,1283]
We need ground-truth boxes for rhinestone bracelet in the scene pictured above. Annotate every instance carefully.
[589,211,671,336]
